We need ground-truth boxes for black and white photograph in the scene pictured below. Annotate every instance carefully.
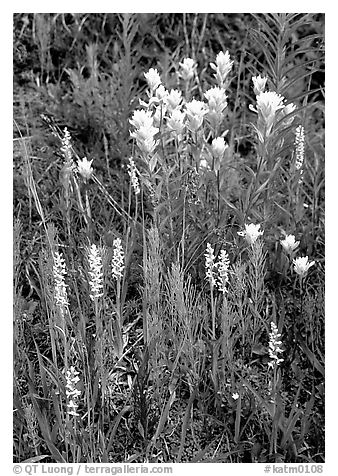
[12,10,325,468]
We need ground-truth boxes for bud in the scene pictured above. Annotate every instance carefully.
[252,75,268,96]
[212,137,227,158]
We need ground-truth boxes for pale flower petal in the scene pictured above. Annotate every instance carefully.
[77,157,93,180]
[293,256,315,277]
[144,68,162,92]
[280,234,300,254]
[238,223,263,245]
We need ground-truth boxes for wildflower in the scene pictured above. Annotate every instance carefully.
[77,157,93,181]
[205,243,216,287]
[167,109,186,136]
[268,322,284,369]
[185,99,207,132]
[204,87,228,115]
[88,244,104,300]
[295,125,305,171]
[256,91,285,118]
[252,75,268,96]
[65,366,81,417]
[204,86,228,131]
[293,256,315,278]
[53,251,69,314]
[280,234,300,254]
[130,110,159,156]
[216,249,230,294]
[167,89,183,113]
[237,223,263,245]
[111,238,125,280]
[144,68,161,93]
[250,91,285,138]
[232,392,239,400]
[212,137,227,158]
[210,51,234,86]
[127,157,140,195]
[179,58,196,81]
[60,127,73,162]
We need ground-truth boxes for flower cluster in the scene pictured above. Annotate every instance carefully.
[210,51,233,87]
[129,50,234,162]
[111,238,125,280]
[295,125,305,182]
[127,157,140,195]
[65,366,81,417]
[205,243,230,293]
[268,322,284,369]
[53,251,69,315]
[251,73,298,138]
[88,244,104,301]
[205,243,217,286]
[60,127,73,163]
[216,249,230,294]
[237,223,263,246]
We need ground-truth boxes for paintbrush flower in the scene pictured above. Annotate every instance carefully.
[293,256,315,277]
[280,234,300,254]
[238,223,263,245]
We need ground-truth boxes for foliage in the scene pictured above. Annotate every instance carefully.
[13,13,324,463]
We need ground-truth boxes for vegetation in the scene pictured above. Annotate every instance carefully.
[13,13,324,463]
